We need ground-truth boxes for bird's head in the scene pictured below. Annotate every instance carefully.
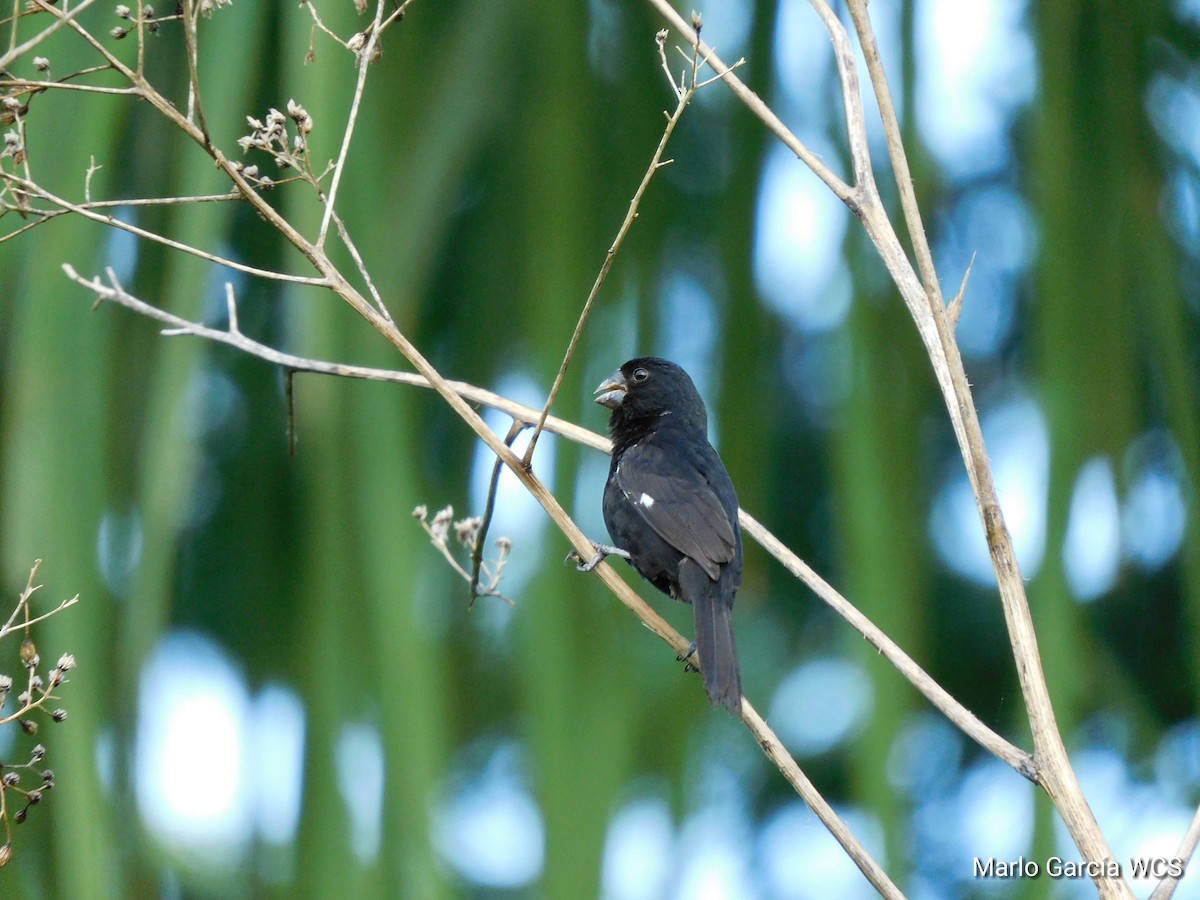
[594,357,709,436]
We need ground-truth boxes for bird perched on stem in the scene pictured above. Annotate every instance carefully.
[583,357,743,714]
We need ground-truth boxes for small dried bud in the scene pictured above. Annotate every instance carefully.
[496,536,513,553]
[17,691,30,706]
[30,745,45,762]
[29,675,42,692]
[412,505,428,521]
[430,506,454,543]
[13,809,25,825]
[198,0,233,16]
[142,3,154,16]
[690,10,702,32]
[115,4,131,18]
[0,843,11,869]
[56,654,76,672]
[20,719,37,735]
[111,26,129,39]
[3,772,19,786]
[33,57,50,72]
[51,709,67,722]
[26,790,41,806]
[0,675,12,692]
[287,99,313,135]
[245,115,264,132]
[41,770,54,785]
[292,134,306,154]
[454,517,482,547]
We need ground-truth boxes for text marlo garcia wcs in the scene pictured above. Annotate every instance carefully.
[973,855,1186,880]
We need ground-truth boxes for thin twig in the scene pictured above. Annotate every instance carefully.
[947,251,975,330]
[642,0,852,203]
[0,79,139,96]
[4,174,328,284]
[1149,801,1200,900]
[180,0,211,139]
[522,28,711,468]
[0,0,98,71]
[0,561,79,641]
[471,422,528,606]
[316,0,387,248]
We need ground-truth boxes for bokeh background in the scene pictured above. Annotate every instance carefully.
[2,0,1200,897]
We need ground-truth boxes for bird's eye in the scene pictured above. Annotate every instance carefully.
[632,368,649,383]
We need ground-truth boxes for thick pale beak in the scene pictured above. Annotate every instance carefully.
[593,369,627,409]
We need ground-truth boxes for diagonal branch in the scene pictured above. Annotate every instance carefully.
[1149,800,1200,900]
[522,27,723,468]
[642,0,852,203]
[4,174,328,285]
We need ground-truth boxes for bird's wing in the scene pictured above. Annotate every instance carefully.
[613,440,737,580]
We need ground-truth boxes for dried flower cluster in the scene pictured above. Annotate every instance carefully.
[0,563,79,869]
[234,100,316,190]
[413,505,515,606]
[110,3,173,39]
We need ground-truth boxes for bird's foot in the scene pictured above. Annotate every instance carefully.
[676,641,699,673]
[565,541,631,572]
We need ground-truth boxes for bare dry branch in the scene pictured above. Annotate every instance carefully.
[523,27,710,468]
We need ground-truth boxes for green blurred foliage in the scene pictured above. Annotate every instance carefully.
[0,1,1198,898]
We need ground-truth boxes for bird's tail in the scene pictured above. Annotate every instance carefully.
[684,562,742,715]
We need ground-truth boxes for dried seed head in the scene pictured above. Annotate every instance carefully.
[412,505,428,521]
[454,517,482,547]
[33,57,50,72]
[115,4,131,18]
[198,0,233,16]
[0,843,11,868]
[51,709,67,722]
[430,506,454,543]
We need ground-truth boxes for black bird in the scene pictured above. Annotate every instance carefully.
[590,357,743,714]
